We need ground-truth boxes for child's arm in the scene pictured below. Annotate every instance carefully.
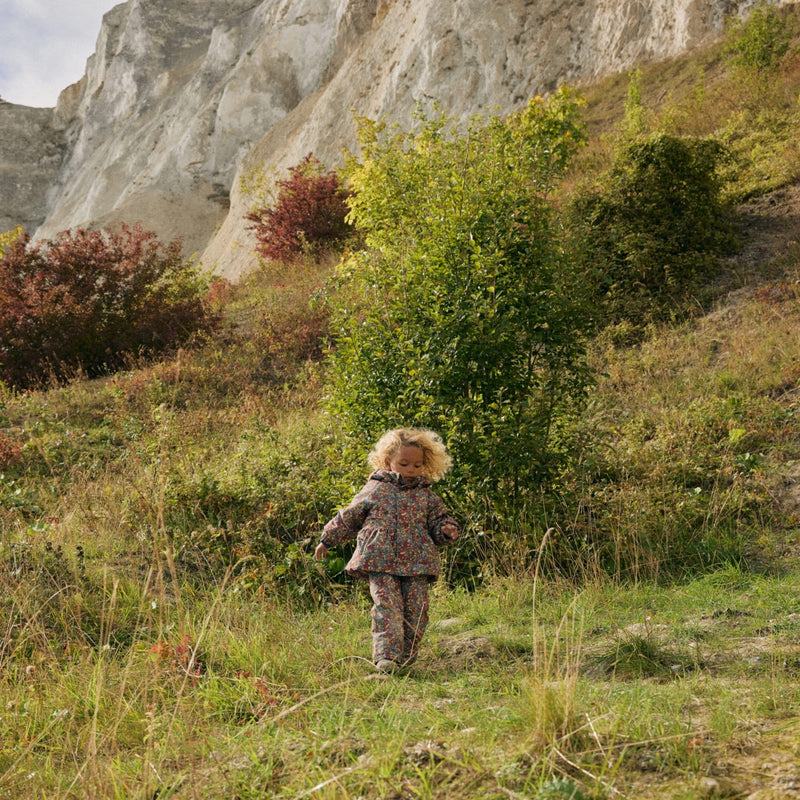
[315,481,375,558]
[428,494,460,545]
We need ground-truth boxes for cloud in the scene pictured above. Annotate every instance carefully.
[0,0,118,107]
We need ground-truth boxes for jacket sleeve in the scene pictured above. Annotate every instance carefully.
[427,492,460,546]
[320,482,375,548]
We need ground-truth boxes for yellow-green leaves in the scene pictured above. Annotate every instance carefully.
[327,92,594,512]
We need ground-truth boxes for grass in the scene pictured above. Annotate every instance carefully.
[2,566,799,798]
[4,272,800,797]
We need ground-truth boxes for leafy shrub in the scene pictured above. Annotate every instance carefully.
[245,154,352,263]
[250,304,329,382]
[325,89,594,519]
[0,224,214,389]
[0,226,23,259]
[724,1,792,75]
[567,132,736,327]
[158,421,354,603]
[239,271,331,384]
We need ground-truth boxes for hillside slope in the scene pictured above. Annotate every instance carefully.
[1,18,800,793]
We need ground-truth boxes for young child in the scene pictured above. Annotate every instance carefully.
[315,428,459,673]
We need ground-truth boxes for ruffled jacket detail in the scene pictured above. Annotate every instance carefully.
[321,470,459,580]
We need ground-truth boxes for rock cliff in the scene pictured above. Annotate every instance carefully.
[0,0,786,279]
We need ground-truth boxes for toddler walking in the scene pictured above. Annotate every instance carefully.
[315,428,459,673]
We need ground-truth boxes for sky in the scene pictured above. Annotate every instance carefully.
[0,0,118,108]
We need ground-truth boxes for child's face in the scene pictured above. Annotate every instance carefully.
[387,445,425,481]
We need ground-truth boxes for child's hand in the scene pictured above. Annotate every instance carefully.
[314,542,329,561]
[441,523,459,541]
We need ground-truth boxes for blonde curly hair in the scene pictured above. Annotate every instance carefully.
[368,427,453,482]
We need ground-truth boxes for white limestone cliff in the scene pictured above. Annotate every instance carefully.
[0,0,786,279]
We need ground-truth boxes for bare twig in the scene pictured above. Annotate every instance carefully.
[552,747,625,797]
[293,767,357,799]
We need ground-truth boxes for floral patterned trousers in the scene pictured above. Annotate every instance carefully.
[368,574,430,666]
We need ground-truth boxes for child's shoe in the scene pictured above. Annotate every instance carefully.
[375,659,399,674]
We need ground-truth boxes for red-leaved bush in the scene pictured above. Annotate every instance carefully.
[245,154,352,263]
[0,223,214,389]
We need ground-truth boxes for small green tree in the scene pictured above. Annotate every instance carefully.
[325,88,594,514]
[724,1,792,76]
[621,68,649,139]
[567,132,736,327]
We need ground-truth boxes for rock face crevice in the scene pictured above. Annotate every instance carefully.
[0,0,786,277]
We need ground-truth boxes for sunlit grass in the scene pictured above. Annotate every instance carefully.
[1,535,799,798]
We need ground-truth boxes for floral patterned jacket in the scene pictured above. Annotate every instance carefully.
[320,470,459,580]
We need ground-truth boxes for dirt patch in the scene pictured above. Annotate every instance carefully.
[625,729,800,799]
[431,631,500,671]
[775,461,800,520]
[729,180,800,275]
